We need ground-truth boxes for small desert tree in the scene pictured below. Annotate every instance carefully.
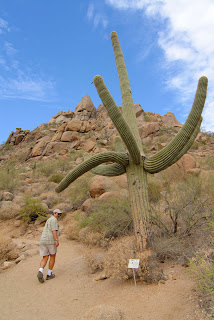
[56,31,208,251]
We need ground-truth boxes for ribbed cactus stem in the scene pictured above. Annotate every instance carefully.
[126,159,151,250]
[94,75,140,164]
[91,163,126,176]
[111,31,144,156]
[168,117,202,166]
[144,76,208,174]
[56,152,129,193]
[114,136,126,153]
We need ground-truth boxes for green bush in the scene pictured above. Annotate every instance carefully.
[0,163,19,192]
[20,196,48,223]
[49,173,64,183]
[189,254,214,295]
[67,172,92,208]
[148,179,162,203]
[37,158,71,177]
[78,199,133,238]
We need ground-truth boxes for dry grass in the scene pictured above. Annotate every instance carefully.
[85,252,104,274]
[104,236,166,283]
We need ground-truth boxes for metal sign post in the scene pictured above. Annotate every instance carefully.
[128,259,140,290]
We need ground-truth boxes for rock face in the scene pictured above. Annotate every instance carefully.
[6,94,207,169]
[162,112,182,127]
[89,176,120,198]
[73,95,96,121]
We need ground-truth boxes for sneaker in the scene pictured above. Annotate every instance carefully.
[46,273,55,280]
[37,271,44,283]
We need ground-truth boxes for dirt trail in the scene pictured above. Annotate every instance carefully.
[0,235,209,320]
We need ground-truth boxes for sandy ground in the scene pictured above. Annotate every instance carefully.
[0,231,210,320]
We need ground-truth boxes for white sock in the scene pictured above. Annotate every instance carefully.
[39,268,44,273]
[47,269,52,276]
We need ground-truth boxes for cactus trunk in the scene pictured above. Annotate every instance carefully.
[126,160,151,250]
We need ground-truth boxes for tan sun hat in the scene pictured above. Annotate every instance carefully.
[53,209,62,214]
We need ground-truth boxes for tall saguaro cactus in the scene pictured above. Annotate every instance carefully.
[56,31,208,251]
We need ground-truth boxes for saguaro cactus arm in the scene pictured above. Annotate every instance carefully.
[111,31,144,155]
[114,136,126,153]
[55,152,129,193]
[94,75,140,164]
[167,117,202,166]
[144,76,208,174]
[91,163,126,176]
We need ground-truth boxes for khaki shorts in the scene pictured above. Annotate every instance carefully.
[40,244,57,256]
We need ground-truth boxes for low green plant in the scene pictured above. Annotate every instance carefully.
[143,114,152,122]
[3,144,13,150]
[69,150,84,162]
[37,158,71,177]
[49,173,64,183]
[0,164,19,192]
[20,196,48,223]
[151,175,212,236]
[148,179,162,203]
[67,172,92,209]
[78,199,133,238]
[189,254,214,295]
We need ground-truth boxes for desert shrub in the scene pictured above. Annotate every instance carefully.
[144,114,152,122]
[69,150,84,162]
[20,196,48,223]
[37,161,57,177]
[197,155,214,170]
[151,235,188,261]
[78,227,108,247]
[189,252,214,295]
[3,144,13,150]
[151,176,212,236]
[37,158,71,177]
[78,199,133,239]
[49,173,64,183]
[0,235,19,263]
[104,236,165,282]
[0,164,20,192]
[85,252,104,274]
[189,212,214,294]
[148,179,162,203]
[67,172,92,209]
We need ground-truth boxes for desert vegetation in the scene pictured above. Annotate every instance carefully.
[0,32,213,318]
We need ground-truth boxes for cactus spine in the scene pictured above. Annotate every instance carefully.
[56,31,208,251]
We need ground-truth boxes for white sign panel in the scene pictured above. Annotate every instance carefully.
[128,259,140,269]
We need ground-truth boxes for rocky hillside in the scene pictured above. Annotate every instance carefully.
[0,94,214,219]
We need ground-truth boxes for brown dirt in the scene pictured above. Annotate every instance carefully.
[0,232,210,320]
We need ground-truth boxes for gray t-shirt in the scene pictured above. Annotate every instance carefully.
[40,215,59,245]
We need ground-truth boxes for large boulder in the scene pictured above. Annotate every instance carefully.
[83,139,96,152]
[81,305,130,320]
[176,154,197,173]
[2,192,14,201]
[98,190,128,201]
[162,112,182,127]
[73,95,96,121]
[134,103,144,118]
[89,176,120,198]
[43,142,72,156]
[143,122,160,137]
[31,136,50,157]
[65,119,82,132]
[61,131,79,142]
[48,111,74,124]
